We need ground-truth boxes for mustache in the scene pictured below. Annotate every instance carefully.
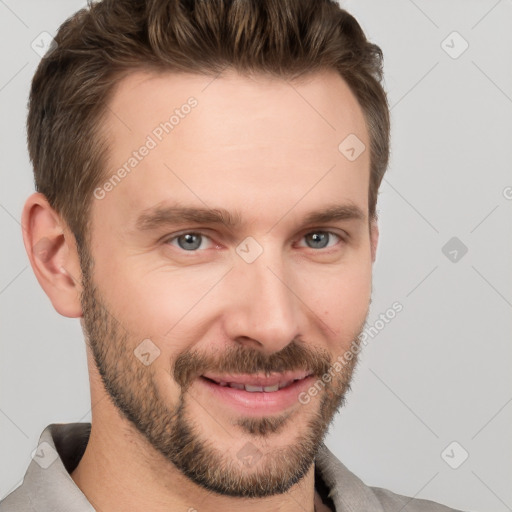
[173,340,333,390]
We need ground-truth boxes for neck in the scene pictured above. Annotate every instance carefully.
[70,415,328,512]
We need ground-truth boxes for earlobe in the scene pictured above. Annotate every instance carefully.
[21,192,83,318]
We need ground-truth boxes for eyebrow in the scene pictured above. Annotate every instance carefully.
[135,202,366,232]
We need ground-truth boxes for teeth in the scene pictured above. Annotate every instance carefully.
[244,384,264,392]
[225,382,290,392]
[212,378,303,392]
[278,380,293,389]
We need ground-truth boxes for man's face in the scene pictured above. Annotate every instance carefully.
[80,69,376,497]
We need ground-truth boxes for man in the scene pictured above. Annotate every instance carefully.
[1,0,465,511]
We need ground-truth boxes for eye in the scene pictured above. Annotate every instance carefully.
[165,232,214,251]
[164,229,344,254]
[297,231,343,250]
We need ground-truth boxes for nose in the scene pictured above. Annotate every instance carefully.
[221,245,303,354]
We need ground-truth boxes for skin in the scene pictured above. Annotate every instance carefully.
[22,68,378,512]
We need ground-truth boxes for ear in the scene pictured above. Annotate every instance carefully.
[21,192,83,317]
[370,217,379,263]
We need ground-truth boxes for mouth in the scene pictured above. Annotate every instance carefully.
[197,371,316,415]
[202,371,311,392]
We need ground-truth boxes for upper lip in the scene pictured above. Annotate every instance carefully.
[202,371,312,387]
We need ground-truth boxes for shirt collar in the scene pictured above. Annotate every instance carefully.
[21,423,95,512]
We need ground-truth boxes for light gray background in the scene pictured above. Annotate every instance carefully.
[1,1,511,511]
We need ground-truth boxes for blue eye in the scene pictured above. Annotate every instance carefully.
[299,231,342,250]
[167,232,213,251]
[164,230,343,253]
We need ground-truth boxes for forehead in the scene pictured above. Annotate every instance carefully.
[95,68,370,232]
[106,67,368,149]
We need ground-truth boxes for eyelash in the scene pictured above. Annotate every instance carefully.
[163,229,346,254]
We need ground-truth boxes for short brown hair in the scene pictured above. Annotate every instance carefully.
[27,0,390,247]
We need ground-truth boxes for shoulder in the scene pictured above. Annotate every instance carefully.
[315,443,468,512]
[370,485,466,511]
[0,483,36,512]
[0,422,93,512]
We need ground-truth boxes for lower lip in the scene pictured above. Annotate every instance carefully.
[197,376,316,416]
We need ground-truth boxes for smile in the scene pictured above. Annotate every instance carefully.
[209,380,298,392]
[197,371,316,415]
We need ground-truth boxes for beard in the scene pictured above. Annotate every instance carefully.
[79,248,368,498]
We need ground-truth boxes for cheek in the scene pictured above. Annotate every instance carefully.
[91,252,222,343]
[299,259,372,344]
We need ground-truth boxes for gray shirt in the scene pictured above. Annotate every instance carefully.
[0,422,465,511]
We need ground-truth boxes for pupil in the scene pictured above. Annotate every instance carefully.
[180,233,201,250]
[309,232,327,249]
